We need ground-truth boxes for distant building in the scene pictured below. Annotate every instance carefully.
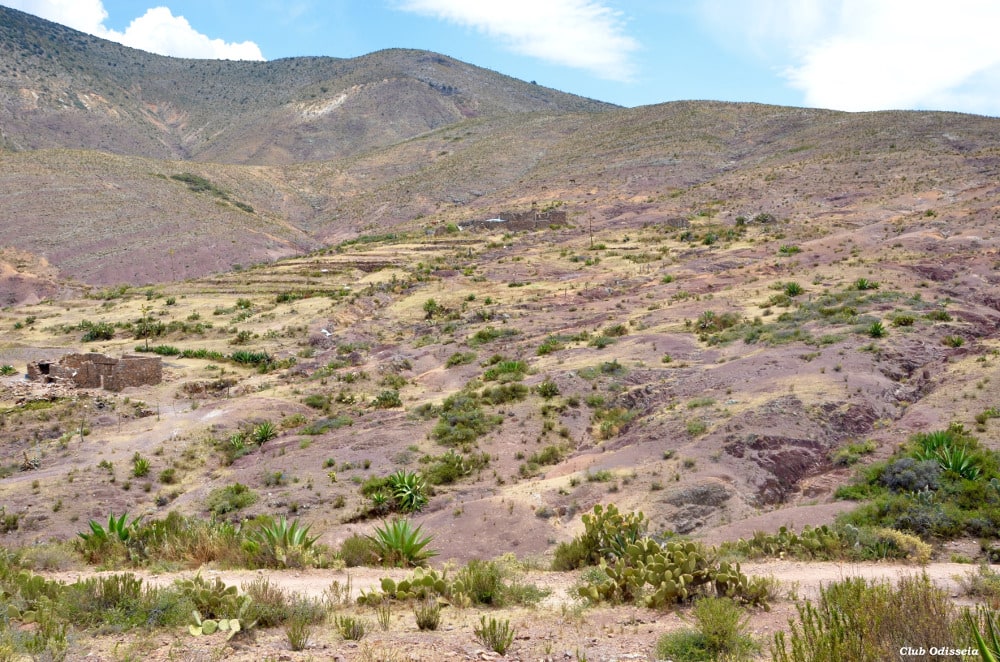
[27,353,162,392]
[453,208,568,233]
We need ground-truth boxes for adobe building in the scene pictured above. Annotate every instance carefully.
[27,353,162,392]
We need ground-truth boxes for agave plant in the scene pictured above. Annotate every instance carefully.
[131,453,151,478]
[370,490,391,515]
[78,512,143,545]
[251,421,277,445]
[914,430,957,458]
[935,444,981,480]
[250,516,320,568]
[854,277,880,291]
[367,519,437,567]
[969,606,1000,661]
[387,470,428,513]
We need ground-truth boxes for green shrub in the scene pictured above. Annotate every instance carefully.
[422,450,489,485]
[335,614,367,640]
[445,351,476,367]
[241,577,290,628]
[482,360,527,382]
[474,616,515,655]
[371,390,402,409]
[772,574,962,662]
[696,310,741,333]
[303,394,328,409]
[536,336,567,355]
[301,416,352,435]
[480,383,528,405]
[414,599,441,630]
[205,483,257,515]
[830,439,877,467]
[80,320,115,342]
[0,365,17,376]
[339,534,378,567]
[943,334,965,347]
[468,326,519,347]
[432,393,501,447]
[535,379,560,398]
[853,278,880,291]
[285,612,313,651]
[880,458,941,492]
[656,597,756,661]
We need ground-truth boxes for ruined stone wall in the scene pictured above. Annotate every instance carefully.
[497,209,567,230]
[105,355,162,391]
[455,209,569,233]
[26,353,162,391]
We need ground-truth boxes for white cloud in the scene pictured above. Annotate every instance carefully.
[3,0,264,60]
[697,0,1000,115]
[397,0,638,81]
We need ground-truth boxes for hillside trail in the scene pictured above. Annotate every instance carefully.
[32,560,988,661]
[40,559,981,605]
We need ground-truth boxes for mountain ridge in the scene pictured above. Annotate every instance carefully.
[0,5,614,164]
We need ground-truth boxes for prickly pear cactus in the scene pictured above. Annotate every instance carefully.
[359,567,457,605]
[575,508,771,610]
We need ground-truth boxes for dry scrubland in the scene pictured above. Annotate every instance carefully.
[4,5,1000,659]
[1,201,1000,659]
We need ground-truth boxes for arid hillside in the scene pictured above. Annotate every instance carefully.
[0,5,612,164]
[2,6,1000,661]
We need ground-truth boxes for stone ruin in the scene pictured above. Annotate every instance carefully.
[27,353,162,392]
[453,208,569,233]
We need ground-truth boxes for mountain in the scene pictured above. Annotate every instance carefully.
[2,3,1000,297]
[0,5,613,165]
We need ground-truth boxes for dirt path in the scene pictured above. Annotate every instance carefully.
[38,558,988,662]
[43,559,980,603]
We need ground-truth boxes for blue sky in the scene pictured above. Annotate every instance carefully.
[4,0,1000,115]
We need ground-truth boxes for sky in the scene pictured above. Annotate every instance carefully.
[3,0,1000,116]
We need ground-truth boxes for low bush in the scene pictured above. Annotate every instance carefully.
[205,483,258,515]
[474,616,515,655]
[772,574,964,662]
[656,597,756,661]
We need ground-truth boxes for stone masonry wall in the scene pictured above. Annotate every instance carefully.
[27,353,162,392]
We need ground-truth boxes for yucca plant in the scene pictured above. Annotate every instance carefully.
[867,321,886,338]
[0,365,16,376]
[367,519,437,567]
[387,470,428,513]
